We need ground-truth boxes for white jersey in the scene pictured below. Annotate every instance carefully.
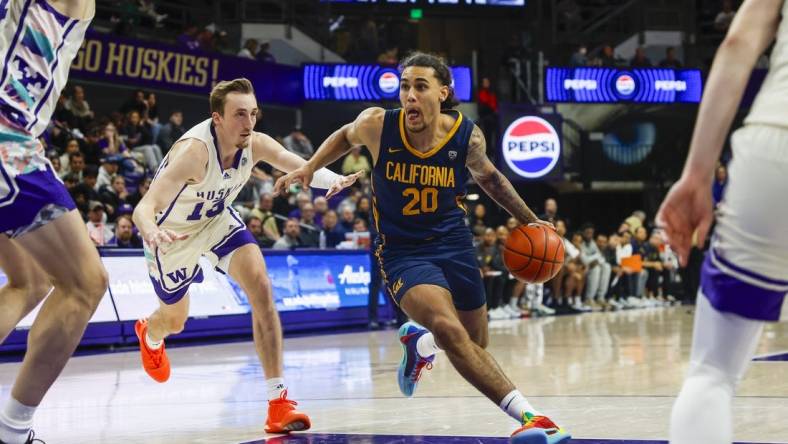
[0,0,91,172]
[745,0,788,128]
[153,119,254,237]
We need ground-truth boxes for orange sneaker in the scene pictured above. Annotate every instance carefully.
[134,319,170,383]
[265,390,311,433]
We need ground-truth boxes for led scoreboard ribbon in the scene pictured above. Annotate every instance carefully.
[545,67,703,104]
[304,64,472,102]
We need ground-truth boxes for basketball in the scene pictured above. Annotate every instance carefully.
[502,224,565,283]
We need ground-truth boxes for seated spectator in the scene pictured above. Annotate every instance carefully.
[247,215,275,248]
[658,46,683,68]
[80,165,101,199]
[47,152,62,175]
[506,216,519,232]
[567,232,590,311]
[581,224,610,310]
[712,163,727,207]
[356,196,371,222]
[341,146,371,175]
[715,0,736,32]
[299,203,320,247]
[250,192,281,240]
[64,152,85,181]
[122,110,163,171]
[100,175,131,221]
[97,156,121,191]
[630,47,652,67]
[569,45,588,66]
[598,44,616,66]
[313,196,328,227]
[238,38,259,59]
[339,187,363,213]
[643,229,665,299]
[256,41,276,63]
[539,198,560,225]
[177,24,200,50]
[128,176,151,207]
[86,201,113,246]
[468,203,489,233]
[287,191,312,220]
[377,47,398,65]
[64,85,94,131]
[338,205,355,234]
[58,139,82,177]
[282,127,314,160]
[156,111,185,154]
[352,217,368,233]
[601,233,625,306]
[108,214,144,248]
[321,210,344,248]
[624,210,646,234]
[476,227,508,320]
[273,218,302,250]
[120,90,148,117]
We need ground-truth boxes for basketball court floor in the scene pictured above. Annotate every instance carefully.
[0,305,786,444]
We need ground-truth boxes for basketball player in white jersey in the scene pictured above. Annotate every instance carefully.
[132,78,362,434]
[0,2,108,443]
[657,1,787,442]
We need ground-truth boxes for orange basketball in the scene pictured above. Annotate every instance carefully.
[502,224,565,284]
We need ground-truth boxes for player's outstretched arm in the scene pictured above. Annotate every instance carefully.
[273,107,384,195]
[466,125,545,227]
[253,132,364,198]
[656,0,781,265]
[132,139,207,249]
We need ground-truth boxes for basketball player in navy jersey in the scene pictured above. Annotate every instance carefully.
[275,52,570,444]
[657,1,787,442]
[0,1,108,443]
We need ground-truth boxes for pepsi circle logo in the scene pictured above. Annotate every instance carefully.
[615,73,636,96]
[502,116,561,179]
[378,72,400,94]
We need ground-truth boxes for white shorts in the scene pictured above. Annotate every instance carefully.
[702,124,788,321]
[144,208,255,304]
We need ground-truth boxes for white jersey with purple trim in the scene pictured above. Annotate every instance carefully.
[745,0,788,128]
[0,0,91,177]
[153,118,254,237]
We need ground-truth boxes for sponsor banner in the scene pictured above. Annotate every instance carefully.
[304,64,472,102]
[0,250,383,326]
[497,105,562,181]
[69,31,303,106]
[546,67,702,103]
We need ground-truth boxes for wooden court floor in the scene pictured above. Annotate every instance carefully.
[0,305,786,444]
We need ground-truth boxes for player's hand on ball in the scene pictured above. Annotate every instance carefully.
[326,170,364,199]
[274,166,314,196]
[146,228,189,253]
[529,219,555,230]
[656,175,713,267]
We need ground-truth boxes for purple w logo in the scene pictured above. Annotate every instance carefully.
[166,268,188,283]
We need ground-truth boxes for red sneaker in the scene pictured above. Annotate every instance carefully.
[134,319,170,383]
[265,390,311,433]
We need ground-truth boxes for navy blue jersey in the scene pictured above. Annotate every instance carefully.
[371,109,473,241]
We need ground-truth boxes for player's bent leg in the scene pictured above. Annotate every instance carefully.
[226,244,310,433]
[0,236,52,344]
[401,285,570,444]
[457,305,489,349]
[136,295,189,383]
[10,210,108,407]
[669,292,764,444]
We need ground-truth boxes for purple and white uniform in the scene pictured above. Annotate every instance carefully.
[701,0,788,322]
[144,119,256,305]
[0,0,91,236]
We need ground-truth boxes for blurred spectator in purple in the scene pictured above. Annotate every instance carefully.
[177,24,200,51]
[321,210,344,248]
[108,214,144,248]
[256,41,276,63]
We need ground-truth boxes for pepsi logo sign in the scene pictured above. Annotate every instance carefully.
[502,116,561,179]
[378,72,400,94]
[615,74,636,96]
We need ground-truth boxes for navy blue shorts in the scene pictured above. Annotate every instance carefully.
[375,231,485,311]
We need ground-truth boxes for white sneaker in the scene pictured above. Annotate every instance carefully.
[489,307,508,320]
[536,304,555,315]
[503,305,522,319]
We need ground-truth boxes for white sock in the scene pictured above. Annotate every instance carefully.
[0,397,35,444]
[145,332,163,350]
[500,389,542,422]
[669,292,763,444]
[415,332,441,358]
[266,377,287,401]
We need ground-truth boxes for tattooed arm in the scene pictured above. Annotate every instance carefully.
[466,125,542,225]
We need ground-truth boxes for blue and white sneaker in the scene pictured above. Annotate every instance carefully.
[397,321,434,397]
